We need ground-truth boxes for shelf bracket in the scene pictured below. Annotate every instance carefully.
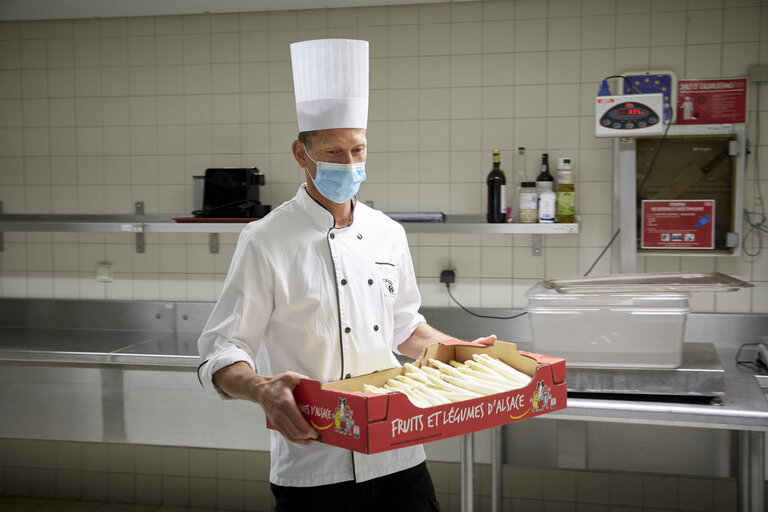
[532,234,542,256]
[134,202,145,254]
[209,233,219,254]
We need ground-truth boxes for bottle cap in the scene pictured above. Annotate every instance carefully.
[557,157,573,170]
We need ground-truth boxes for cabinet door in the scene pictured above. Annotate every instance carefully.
[635,134,740,253]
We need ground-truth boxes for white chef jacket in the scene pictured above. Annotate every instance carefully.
[197,185,427,487]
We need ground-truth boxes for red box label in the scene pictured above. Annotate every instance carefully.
[676,78,747,124]
[641,200,715,249]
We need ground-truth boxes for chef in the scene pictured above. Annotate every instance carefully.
[197,38,494,512]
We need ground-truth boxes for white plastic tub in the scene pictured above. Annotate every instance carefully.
[525,284,690,368]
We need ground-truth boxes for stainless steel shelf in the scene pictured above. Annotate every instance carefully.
[0,213,579,235]
[0,213,579,255]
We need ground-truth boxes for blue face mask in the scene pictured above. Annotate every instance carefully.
[304,145,366,204]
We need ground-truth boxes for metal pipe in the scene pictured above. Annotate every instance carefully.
[749,431,764,511]
[461,433,473,512]
[739,430,765,512]
[740,430,749,512]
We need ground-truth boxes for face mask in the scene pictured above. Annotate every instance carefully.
[304,145,366,203]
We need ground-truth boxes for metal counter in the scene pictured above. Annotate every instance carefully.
[1,299,767,511]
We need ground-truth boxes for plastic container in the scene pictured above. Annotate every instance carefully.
[517,182,538,223]
[525,283,690,368]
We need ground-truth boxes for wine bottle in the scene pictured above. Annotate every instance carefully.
[536,153,554,196]
[486,149,506,223]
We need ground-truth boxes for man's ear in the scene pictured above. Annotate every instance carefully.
[292,140,308,169]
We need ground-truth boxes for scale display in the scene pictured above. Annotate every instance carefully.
[595,93,665,137]
[599,101,659,130]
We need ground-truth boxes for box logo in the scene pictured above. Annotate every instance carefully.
[531,381,556,412]
[334,397,356,436]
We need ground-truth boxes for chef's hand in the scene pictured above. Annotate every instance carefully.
[254,371,319,445]
[212,363,318,444]
[470,334,496,346]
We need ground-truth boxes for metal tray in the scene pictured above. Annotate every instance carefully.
[540,272,753,294]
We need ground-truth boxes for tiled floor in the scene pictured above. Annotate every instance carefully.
[0,498,232,512]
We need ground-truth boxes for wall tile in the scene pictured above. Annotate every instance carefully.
[0,0,764,311]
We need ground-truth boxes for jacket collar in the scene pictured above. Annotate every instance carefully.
[295,184,359,232]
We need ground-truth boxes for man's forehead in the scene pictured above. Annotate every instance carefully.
[314,128,367,145]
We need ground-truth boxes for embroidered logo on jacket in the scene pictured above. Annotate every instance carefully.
[382,278,396,297]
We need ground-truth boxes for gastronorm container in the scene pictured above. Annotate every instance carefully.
[525,283,690,368]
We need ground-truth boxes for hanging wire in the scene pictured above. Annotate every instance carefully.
[742,85,767,257]
[445,283,528,320]
[582,83,672,277]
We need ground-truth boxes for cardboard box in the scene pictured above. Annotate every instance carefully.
[274,340,566,454]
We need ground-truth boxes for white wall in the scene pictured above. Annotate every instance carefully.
[0,0,766,313]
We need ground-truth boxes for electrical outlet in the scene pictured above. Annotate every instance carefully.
[439,270,456,284]
[96,262,112,282]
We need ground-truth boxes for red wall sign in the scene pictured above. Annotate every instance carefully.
[676,78,747,125]
[641,200,715,249]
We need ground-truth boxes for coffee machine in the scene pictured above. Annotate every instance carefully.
[194,168,271,218]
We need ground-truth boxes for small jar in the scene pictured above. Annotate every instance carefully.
[517,181,538,223]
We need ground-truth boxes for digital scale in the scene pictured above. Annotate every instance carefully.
[595,93,665,137]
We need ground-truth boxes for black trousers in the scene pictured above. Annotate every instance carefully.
[270,461,441,512]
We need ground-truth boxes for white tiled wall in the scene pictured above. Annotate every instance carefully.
[0,0,766,312]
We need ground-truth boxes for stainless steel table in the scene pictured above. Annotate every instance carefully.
[476,344,768,512]
[2,329,767,511]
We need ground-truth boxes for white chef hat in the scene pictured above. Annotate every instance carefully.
[290,39,369,132]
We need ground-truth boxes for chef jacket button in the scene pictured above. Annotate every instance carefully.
[373,325,379,332]
[368,278,374,285]
[345,373,352,379]
[329,233,335,239]
[345,327,351,333]
[357,234,363,239]
[341,279,347,285]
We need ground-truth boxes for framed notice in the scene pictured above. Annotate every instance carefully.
[641,200,715,249]
[676,78,747,125]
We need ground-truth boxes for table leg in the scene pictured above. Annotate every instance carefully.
[739,430,765,511]
[491,427,502,512]
[461,433,473,512]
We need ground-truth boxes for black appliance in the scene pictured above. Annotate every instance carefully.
[194,168,270,218]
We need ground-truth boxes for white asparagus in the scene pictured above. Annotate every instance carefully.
[473,353,532,384]
[418,371,483,400]
[413,386,452,405]
[363,383,390,394]
[439,373,504,396]
[404,371,432,385]
[456,365,517,390]
[428,358,466,378]
[383,383,430,407]
[396,375,426,389]
[362,353,531,406]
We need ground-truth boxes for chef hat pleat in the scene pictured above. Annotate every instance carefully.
[290,39,369,132]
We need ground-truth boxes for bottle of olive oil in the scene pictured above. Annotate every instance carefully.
[486,149,506,223]
[556,157,575,223]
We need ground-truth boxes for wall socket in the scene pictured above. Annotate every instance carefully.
[96,262,112,282]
